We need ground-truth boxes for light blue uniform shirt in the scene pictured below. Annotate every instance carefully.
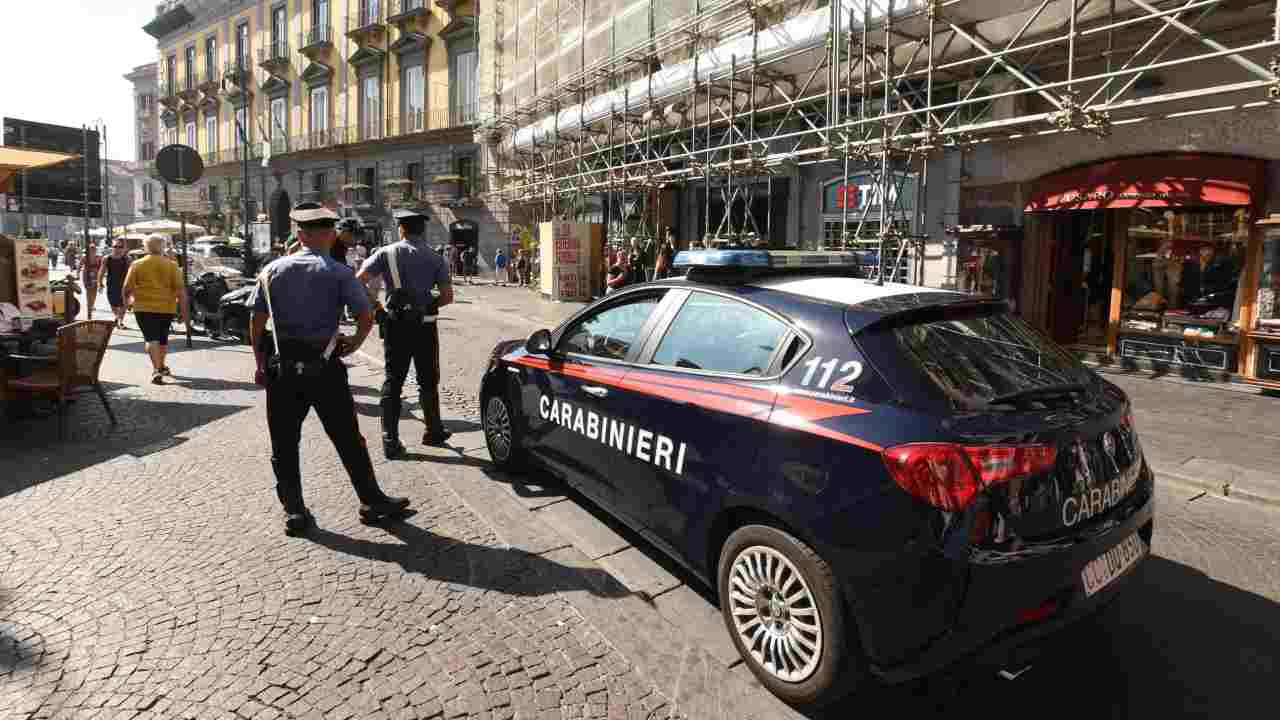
[358,234,451,309]
[251,248,371,344]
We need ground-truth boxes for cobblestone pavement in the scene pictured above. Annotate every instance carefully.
[3,279,1278,720]
[0,286,683,720]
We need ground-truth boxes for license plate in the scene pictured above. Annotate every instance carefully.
[1081,532,1147,597]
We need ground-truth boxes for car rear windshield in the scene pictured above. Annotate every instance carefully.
[891,310,1095,409]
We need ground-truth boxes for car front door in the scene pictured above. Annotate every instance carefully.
[605,290,795,561]
[515,289,671,507]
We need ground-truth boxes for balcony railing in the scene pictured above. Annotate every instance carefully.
[388,0,427,22]
[200,64,219,89]
[347,4,385,36]
[449,101,478,127]
[258,41,290,68]
[224,59,251,83]
[298,24,333,52]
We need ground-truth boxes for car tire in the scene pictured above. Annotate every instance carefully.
[482,389,526,470]
[717,524,864,710]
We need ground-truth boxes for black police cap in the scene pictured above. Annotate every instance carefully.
[392,208,431,223]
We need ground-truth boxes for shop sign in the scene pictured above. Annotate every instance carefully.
[821,173,917,216]
[1026,154,1263,211]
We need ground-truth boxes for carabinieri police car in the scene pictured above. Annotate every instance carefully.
[478,249,1154,709]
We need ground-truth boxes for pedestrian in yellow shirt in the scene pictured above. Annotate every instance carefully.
[122,234,190,384]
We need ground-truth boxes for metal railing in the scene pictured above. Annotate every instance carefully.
[223,59,251,82]
[299,24,333,50]
[347,3,384,33]
[258,41,290,65]
[449,101,478,127]
[389,0,426,19]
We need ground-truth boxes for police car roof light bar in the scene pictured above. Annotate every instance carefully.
[672,249,860,270]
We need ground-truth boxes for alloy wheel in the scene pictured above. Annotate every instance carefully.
[484,396,512,462]
[727,545,824,683]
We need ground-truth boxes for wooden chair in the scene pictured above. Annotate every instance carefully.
[5,320,117,440]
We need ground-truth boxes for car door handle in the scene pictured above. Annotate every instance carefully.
[581,385,609,398]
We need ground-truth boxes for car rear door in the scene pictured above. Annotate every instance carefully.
[602,289,792,559]
[515,289,672,506]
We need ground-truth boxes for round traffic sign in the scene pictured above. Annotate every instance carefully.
[155,144,204,186]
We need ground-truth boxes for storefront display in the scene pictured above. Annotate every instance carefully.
[1023,153,1268,379]
[1247,216,1280,384]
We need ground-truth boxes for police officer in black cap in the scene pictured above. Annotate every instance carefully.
[357,206,453,458]
[251,201,412,535]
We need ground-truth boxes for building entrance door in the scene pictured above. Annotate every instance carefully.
[1049,210,1113,347]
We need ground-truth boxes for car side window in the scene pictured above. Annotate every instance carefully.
[651,292,790,375]
[558,293,664,361]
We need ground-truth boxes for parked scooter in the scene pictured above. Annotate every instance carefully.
[49,276,81,320]
[186,271,231,336]
[215,284,254,343]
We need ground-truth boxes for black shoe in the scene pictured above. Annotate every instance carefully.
[422,428,452,446]
[383,437,406,459]
[359,496,412,525]
[284,511,315,536]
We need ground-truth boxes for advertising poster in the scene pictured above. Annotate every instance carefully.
[554,221,578,265]
[14,238,52,319]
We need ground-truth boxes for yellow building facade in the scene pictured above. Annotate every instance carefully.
[145,0,493,253]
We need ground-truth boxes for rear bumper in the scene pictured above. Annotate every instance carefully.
[869,487,1155,684]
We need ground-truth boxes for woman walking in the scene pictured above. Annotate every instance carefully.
[122,234,189,384]
[98,238,132,328]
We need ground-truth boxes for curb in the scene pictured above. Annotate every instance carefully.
[1154,468,1280,509]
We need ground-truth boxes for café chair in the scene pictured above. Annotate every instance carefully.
[4,320,116,440]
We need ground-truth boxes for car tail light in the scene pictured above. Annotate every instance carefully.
[882,443,1058,512]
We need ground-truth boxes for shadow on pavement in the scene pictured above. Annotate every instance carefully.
[165,375,262,392]
[810,555,1280,719]
[304,518,635,599]
[0,396,249,500]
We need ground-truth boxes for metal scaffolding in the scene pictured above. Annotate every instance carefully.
[485,0,1280,281]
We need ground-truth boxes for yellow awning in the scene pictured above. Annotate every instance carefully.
[0,147,78,193]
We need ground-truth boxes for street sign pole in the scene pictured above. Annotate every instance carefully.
[181,213,191,348]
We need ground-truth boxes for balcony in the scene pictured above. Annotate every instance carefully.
[298,24,333,55]
[346,4,386,44]
[199,65,220,92]
[258,41,291,73]
[386,112,427,136]
[223,59,251,86]
[387,0,428,25]
[179,71,201,100]
[449,101,478,127]
[158,77,181,108]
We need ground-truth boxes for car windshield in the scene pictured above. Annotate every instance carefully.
[892,310,1095,409]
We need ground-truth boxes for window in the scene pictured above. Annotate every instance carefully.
[205,115,217,155]
[185,46,196,87]
[208,184,220,209]
[236,22,249,68]
[402,63,425,132]
[142,184,153,205]
[360,75,381,139]
[186,122,197,149]
[312,171,327,194]
[893,308,1094,409]
[165,54,176,91]
[652,293,790,375]
[205,37,217,80]
[558,293,665,360]
[310,86,328,144]
[406,162,420,189]
[456,155,474,196]
[269,96,288,152]
[451,49,477,124]
[272,5,286,55]
[313,0,328,27]
[137,94,149,111]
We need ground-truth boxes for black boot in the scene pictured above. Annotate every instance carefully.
[381,398,406,459]
[283,509,315,537]
[420,386,451,446]
[359,495,412,525]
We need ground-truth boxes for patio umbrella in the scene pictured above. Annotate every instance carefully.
[125,218,207,235]
[0,147,77,194]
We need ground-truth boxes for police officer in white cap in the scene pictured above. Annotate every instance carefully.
[357,207,453,458]
[251,201,412,535]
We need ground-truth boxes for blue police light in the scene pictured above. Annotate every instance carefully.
[673,249,859,270]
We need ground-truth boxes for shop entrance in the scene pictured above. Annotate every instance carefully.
[1048,210,1114,348]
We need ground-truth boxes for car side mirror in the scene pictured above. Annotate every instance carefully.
[526,329,553,355]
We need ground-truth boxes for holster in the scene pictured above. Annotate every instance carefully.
[266,339,331,381]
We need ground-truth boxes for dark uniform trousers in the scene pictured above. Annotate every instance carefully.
[379,317,444,434]
[266,356,381,512]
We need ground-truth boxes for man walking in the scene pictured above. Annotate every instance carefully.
[357,208,454,459]
[250,201,411,536]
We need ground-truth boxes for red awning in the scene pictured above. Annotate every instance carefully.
[1025,154,1263,212]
